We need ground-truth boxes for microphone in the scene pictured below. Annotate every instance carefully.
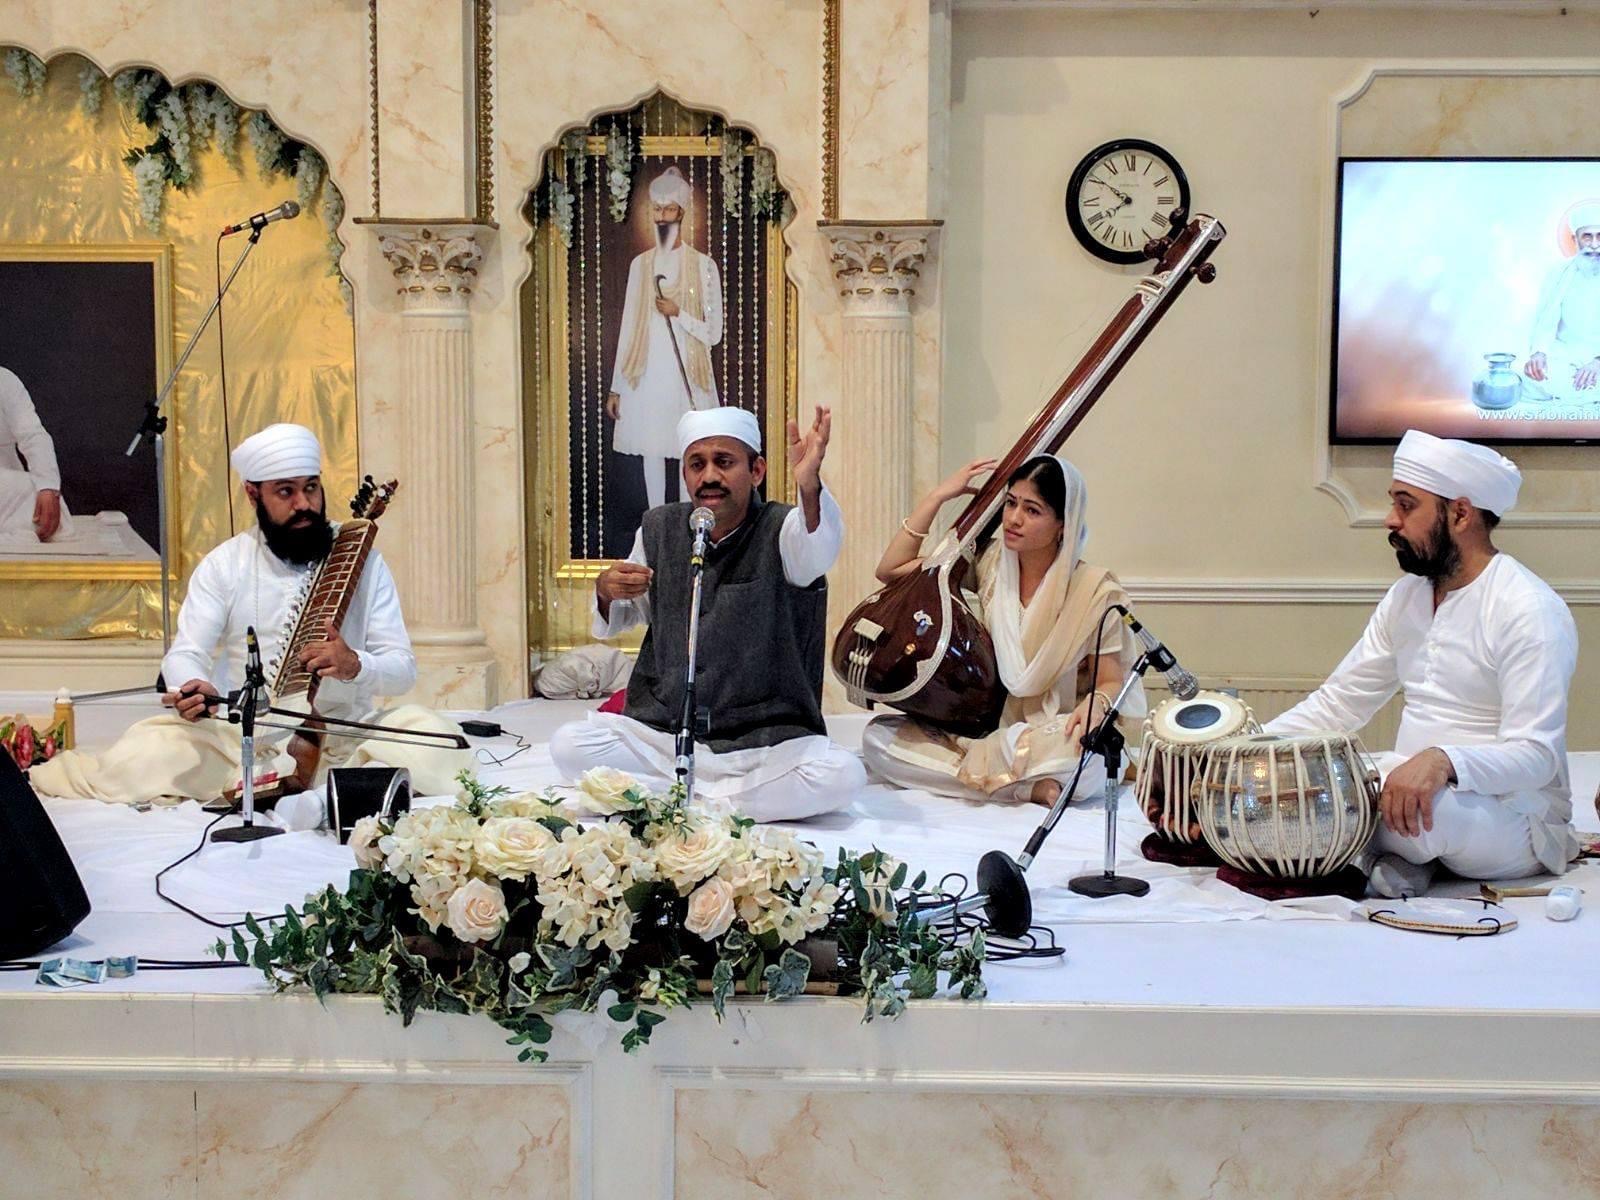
[688,505,714,567]
[220,200,301,237]
[1115,605,1198,700]
[906,851,1032,939]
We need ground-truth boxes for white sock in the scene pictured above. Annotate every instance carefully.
[1367,853,1437,899]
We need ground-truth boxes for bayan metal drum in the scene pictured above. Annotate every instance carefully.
[1196,731,1380,899]
[1135,690,1256,864]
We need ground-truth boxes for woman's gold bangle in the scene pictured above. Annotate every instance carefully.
[901,518,930,539]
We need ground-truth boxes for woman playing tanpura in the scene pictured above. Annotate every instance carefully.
[859,454,1143,806]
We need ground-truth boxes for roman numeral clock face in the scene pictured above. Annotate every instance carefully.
[1065,139,1191,265]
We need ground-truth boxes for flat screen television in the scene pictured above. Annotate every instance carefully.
[1331,157,1600,445]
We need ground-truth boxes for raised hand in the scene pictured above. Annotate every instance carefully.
[786,405,832,493]
[298,615,362,681]
[931,458,998,506]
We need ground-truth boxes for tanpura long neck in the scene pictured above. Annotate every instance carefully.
[943,215,1225,562]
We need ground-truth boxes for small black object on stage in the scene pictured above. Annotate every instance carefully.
[327,767,412,844]
[0,749,91,960]
[211,627,283,844]
[674,505,715,803]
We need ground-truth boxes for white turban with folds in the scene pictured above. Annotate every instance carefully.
[648,166,692,210]
[230,423,323,483]
[1392,429,1521,516]
[677,406,762,458]
[1569,200,1600,236]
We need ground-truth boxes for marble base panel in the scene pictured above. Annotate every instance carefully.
[1,1077,570,1200]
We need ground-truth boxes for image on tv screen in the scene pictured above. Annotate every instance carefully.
[1332,157,1600,444]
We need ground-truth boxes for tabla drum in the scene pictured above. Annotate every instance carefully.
[1135,690,1256,863]
[1195,731,1380,899]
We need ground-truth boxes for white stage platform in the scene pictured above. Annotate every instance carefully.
[4,697,1599,1199]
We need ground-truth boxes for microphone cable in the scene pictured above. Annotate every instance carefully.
[215,231,237,537]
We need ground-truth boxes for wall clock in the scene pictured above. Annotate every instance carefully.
[1065,138,1191,265]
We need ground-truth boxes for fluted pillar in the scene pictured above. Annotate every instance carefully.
[370,223,497,707]
[818,221,940,661]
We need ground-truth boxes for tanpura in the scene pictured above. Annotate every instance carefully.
[830,214,1226,738]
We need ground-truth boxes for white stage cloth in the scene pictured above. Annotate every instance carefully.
[7,698,1597,1009]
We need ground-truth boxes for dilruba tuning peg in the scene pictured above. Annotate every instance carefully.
[1143,236,1174,260]
[1192,262,1217,284]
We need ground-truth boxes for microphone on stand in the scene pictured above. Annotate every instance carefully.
[220,200,301,237]
[1114,605,1198,701]
[688,505,714,565]
[212,626,283,843]
[908,850,1033,939]
[674,507,717,801]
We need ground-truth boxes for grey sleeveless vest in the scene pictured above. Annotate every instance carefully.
[623,496,828,752]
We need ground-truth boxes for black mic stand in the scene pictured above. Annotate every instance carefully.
[212,626,283,844]
[673,528,711,802]
[1067,653,1152,898]
[127,227,264,652]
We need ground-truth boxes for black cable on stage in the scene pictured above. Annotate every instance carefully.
[474,727,531,768]
[154,802,297,931]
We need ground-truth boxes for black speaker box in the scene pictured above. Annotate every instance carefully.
[326,766,412,844]
[0,752,91,960]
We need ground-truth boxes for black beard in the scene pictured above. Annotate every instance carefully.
[655,220,680,248]
[1389,506,1459,581]
[255,497,333,566]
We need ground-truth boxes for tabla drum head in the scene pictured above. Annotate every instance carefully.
[1149,690,1250,745]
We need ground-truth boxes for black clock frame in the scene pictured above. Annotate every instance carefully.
[1065,138,1192,265]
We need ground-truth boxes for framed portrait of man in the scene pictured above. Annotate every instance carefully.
[521,95,797,657]
[0,244,173,577]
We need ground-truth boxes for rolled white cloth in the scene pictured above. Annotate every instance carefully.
[534,644,633,700]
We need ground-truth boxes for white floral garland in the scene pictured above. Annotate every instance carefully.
[244,109,286,177]
[78,63,105,116]
[562,129,587,187]
[750,147,777,219]
[604,123,633,222]
[156,91,194,186]
[3,48,46,99]
[719,127,744,217]
[131,153,167,231]
[320,173,346,274]
[295,147,325,214]
[550,177,575,248]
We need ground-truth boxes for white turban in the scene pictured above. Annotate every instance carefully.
[1569,201,1600,236]
[1392,429,1521,516]
[677,406,762,458]
[648,166,692,210]
[231,423,323,483]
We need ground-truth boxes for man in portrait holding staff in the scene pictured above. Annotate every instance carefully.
[606,165,725,514]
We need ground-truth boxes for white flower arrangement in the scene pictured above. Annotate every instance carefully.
[189,83,241,169]
[112,67,161,118]
[3,48,46,99]
[750,147,777,218]
[295,147,325,214]
[550,177,575,248]
[719,127,745,217]
[604,123,633,221]
[224,769,987,1063]
[78,63,105,116]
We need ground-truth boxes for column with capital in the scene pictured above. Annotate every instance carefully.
[370,224,497,707]
[818,222,940,663]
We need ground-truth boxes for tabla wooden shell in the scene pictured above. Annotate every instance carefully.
[1135,691,1256,844]
[1196,732,1380,878]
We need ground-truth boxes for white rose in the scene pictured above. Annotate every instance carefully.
[684,876,737,941]
[655,821,735,894]
[577,766,645,813]
[444,878,508,943]
[348,816,384,869]
[474,817,556,881]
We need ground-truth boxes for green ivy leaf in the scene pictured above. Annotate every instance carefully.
[710,957,735,1021]
[622,881,657,913]
[761,947,811,1002]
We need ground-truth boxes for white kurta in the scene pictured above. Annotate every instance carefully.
[608,244,723,458]
[553,488,861,820]
[161,526,417,723]
[1265,553,1578,875]
[1524,257,1600,402]
[0,365,75,538]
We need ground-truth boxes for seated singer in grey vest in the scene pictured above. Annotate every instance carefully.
[549,405,865,822]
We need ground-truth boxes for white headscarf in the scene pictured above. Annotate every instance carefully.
[677,406,762,457]
[988,454,1091,695]
[230,423,322,483]
[1392,429,1521,516]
